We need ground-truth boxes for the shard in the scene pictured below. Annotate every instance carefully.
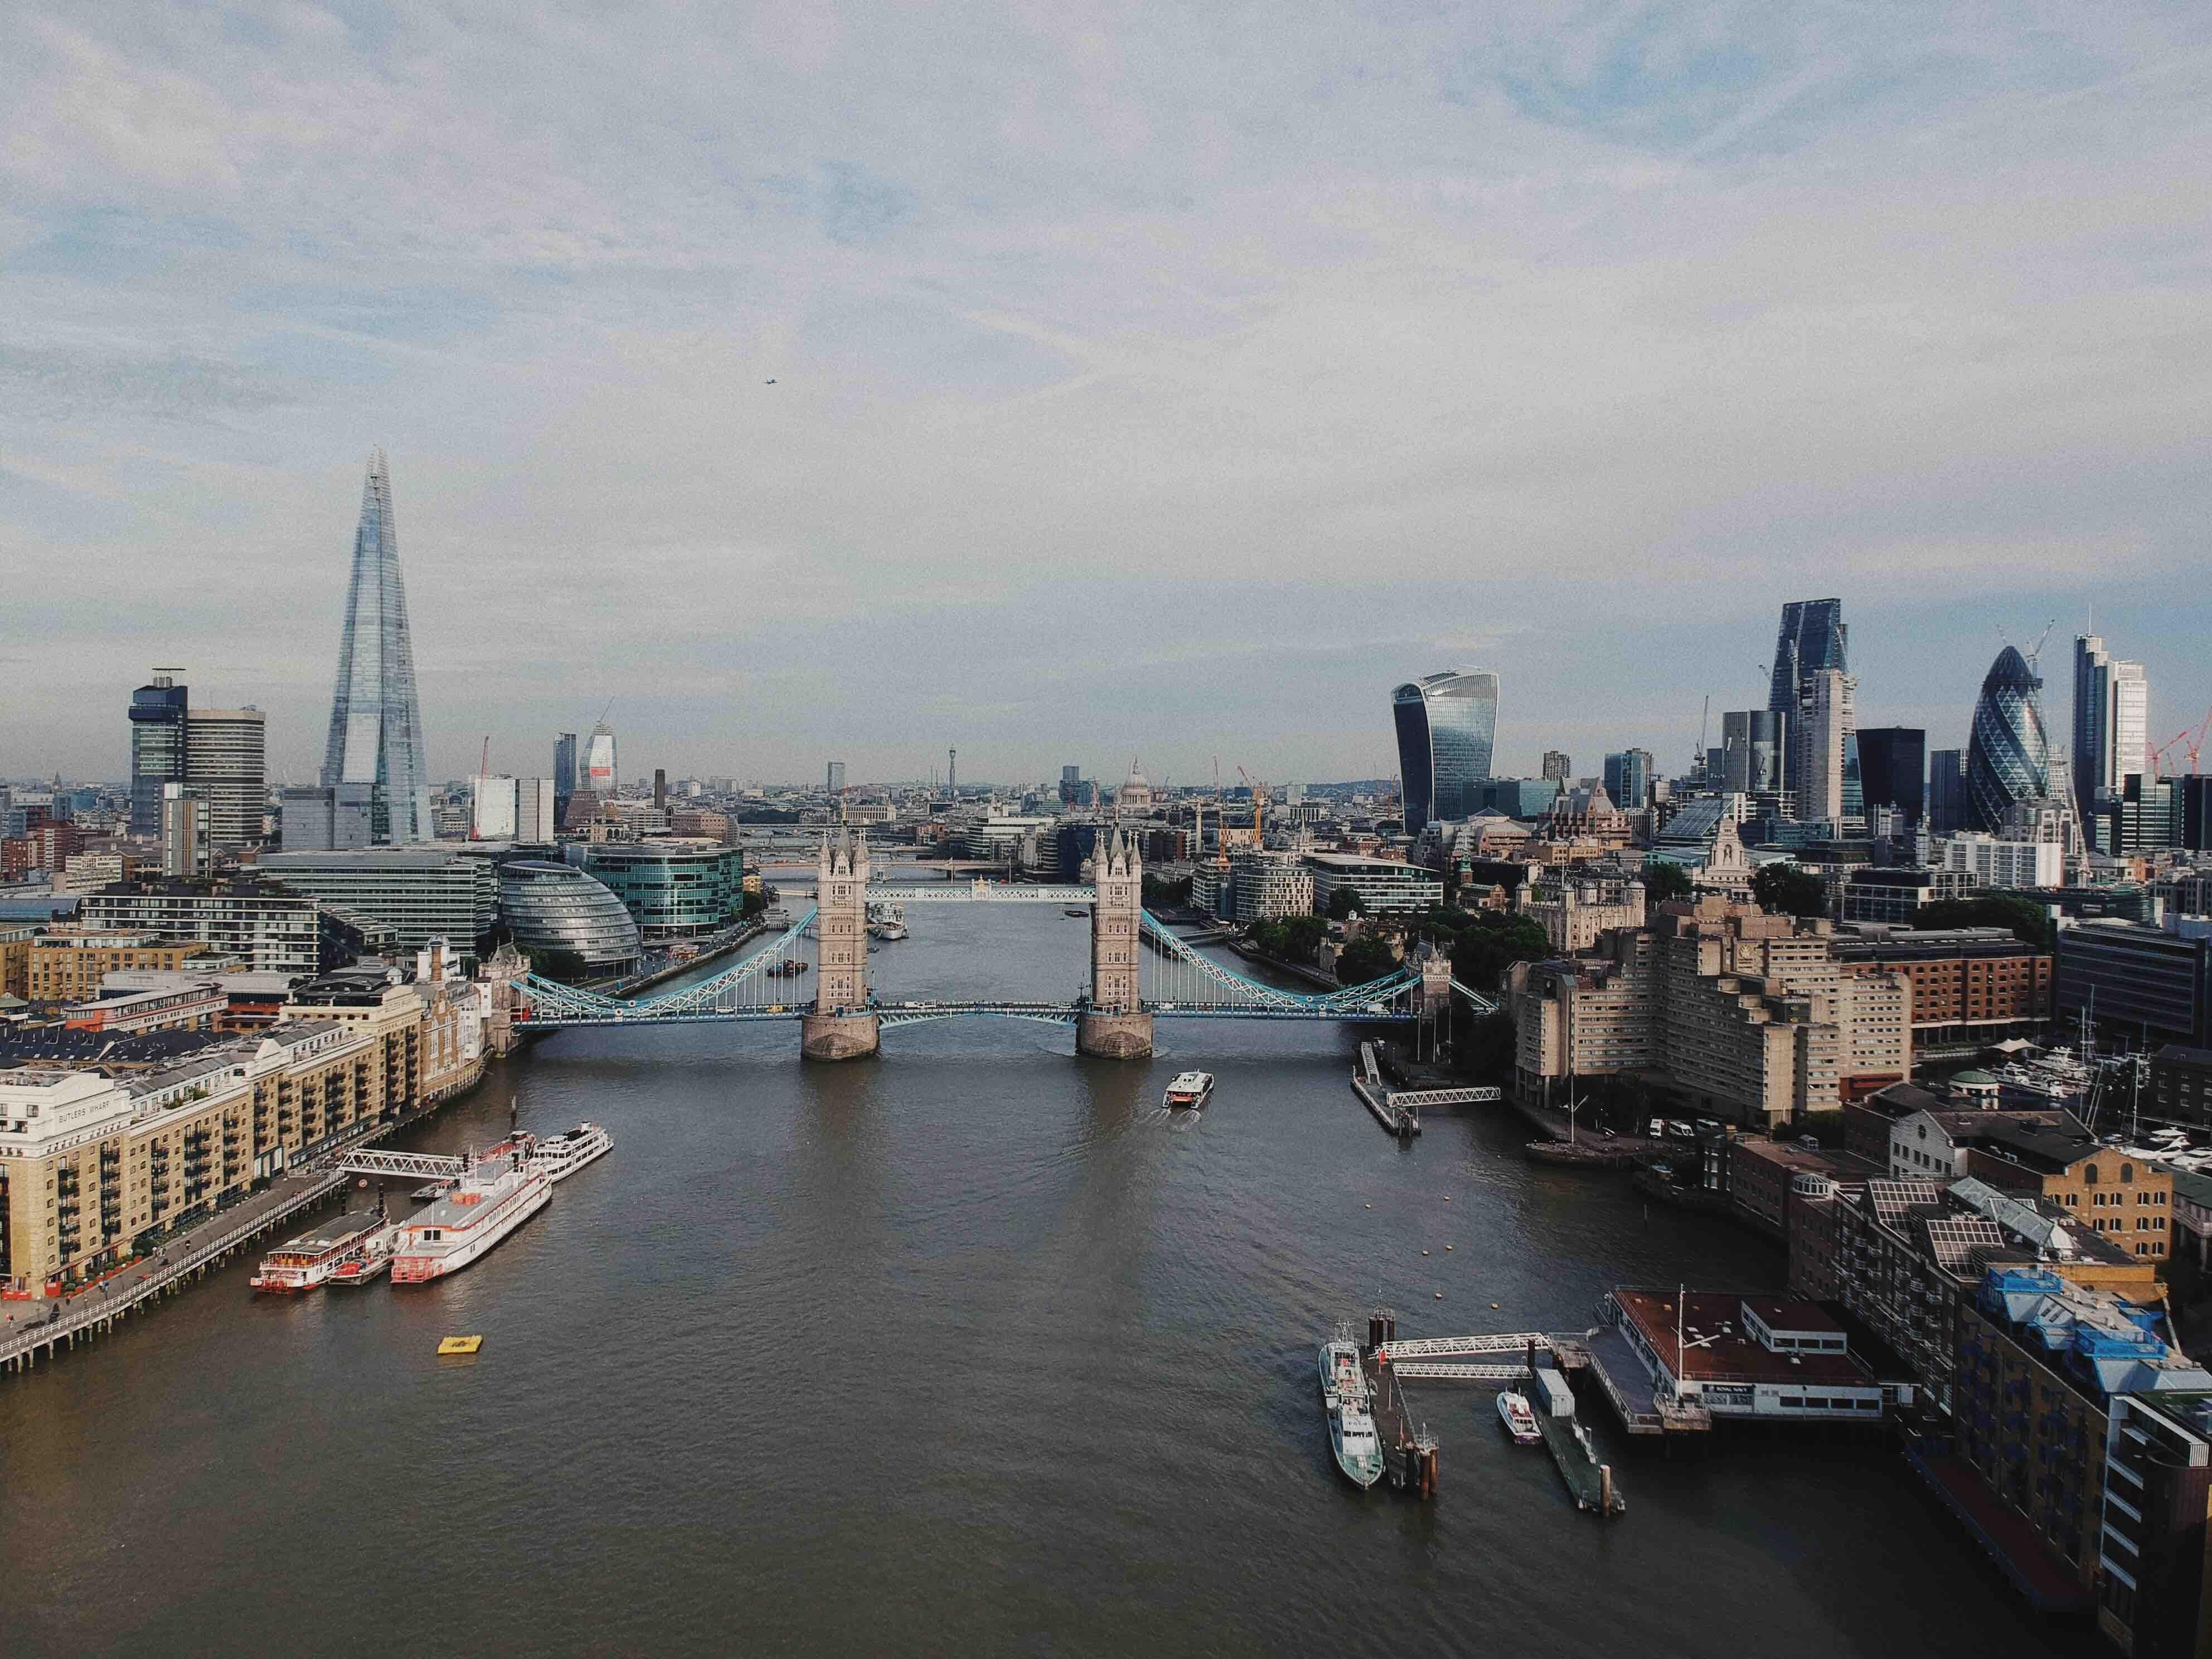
[320,449,434,843]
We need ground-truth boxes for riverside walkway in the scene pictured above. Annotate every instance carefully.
[1,1164,347,1373]
[1,1065,490,1376]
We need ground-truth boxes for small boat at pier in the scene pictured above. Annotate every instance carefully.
[1496,1390,1541,1444]
[250,1211,397,1294]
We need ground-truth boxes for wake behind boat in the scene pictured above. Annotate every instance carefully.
[1319,1329,1385,1488]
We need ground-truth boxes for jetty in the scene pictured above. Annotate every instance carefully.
[1352,1045,1501,1137]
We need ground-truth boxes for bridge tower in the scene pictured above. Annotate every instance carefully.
[803,830,880,1060]
[1079,829,1153,1058]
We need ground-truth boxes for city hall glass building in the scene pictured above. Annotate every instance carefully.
[1391,671,1499,831]
[498,861,642,974]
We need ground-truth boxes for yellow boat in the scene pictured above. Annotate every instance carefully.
[437,1335,484,1355]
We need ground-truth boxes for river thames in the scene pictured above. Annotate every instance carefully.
[4,904,2099,1656]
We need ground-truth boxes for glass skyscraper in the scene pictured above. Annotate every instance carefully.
[2072,633,2148,824]
[1391,671,1499,830]
[1855,727,1927,829]
[128,676,189,837]
[1768,599,1847,712]
[585,722,618,796]
[1966,646,2051,832]
[320,450,434,844]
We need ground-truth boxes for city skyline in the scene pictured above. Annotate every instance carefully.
[4,9,2209,783]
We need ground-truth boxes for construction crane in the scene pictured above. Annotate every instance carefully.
[1236,766,1266,842]
[2151,710,2212,777]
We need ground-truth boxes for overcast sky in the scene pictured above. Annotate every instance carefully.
[4,4,2209,790]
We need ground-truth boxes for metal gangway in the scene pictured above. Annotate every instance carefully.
[1376,1332,1588,1381]
[333,1149,469,1180]
[1385,1085,1502,1110]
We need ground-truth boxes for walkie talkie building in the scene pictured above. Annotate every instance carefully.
[320,450,435,844]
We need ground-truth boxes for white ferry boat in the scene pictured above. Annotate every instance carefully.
[1496,1390,1542,1444]
[250,1211,397,1294]
[390,1144,551,1284]
[1318,1331,1385,1488]
[529,1122,614,1183]
[1164,1071,1215,1110]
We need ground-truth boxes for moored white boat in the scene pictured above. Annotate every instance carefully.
[390,1146,550,1284]
[1319,1331,1385,1488]
[250,1211,396,1294]
[1497,1390,1542,1444]
[529,1122,614,1183]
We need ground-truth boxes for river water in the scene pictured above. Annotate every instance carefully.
[4,904,2098,1656]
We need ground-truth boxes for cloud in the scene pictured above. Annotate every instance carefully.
[1,3,2208,785]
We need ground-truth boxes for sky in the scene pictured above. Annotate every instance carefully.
[4,3,2209,790]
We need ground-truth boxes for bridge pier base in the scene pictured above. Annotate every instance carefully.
[801,1012,880,1061]
[1076,1010,1153,1059]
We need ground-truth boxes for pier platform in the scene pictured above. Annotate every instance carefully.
[1583,1323,1711,1437]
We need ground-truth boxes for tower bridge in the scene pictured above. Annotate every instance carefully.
[513,831,1492,1060]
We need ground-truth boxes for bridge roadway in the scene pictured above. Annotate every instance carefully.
[518,996,1422,1030]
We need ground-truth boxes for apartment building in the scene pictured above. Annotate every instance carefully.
[1832,926,2051,1049]
[1506,896,1912,1127]
[26,931,223,1003]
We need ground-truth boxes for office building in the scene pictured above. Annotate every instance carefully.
[1769,598,1848,717]
[1834,866,1971,926]
[1938,831,2065,890]
[1472,778,1561,818]
[470,777,557,842]
[258,848,502,961]
[1391,671,1500,831]
[1721,709,1791,799]
[1966,646,2052,832]
[1928,748,1968,835]
[1302,853,1443,916]
[826,761,846,795]
[1800,670,1854,823]
[278,783,374,852]
[1228,852,1313,923]
[581,840,744,940]
[2073,634,2149,825]
[1856,727,1925,831]
[127,676,189,837]
[160,783,211,878]
[496,861,643,974]
[554,733,578,810]
[1602,750,1653,811]
[584,721,618,797]
[2180,775,2212,853]
[2056,920,2212,1048]
[2091,773,2182,857]
[1540,750,1571,784]
[319,450,434,844]
[1059,765,1083,806]
[184,706,266,852]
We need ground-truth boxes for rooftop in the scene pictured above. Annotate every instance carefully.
[1612,1288,1870,1387]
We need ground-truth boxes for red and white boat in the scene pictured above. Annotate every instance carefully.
[250,1211,397,1293]
[390,1142,551,1284]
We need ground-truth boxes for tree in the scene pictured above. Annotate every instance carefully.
[1641,858,1693,904]
[1913,895,2053,949]
[1336,934,1400,986]
[1326,884,1365,920]
[1447,912,1553,991]
[1142,873,1194,908]
[1750,862,1828,920]
[1253,914,1327,964]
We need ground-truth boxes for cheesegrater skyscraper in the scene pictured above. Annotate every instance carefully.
[319,450,435,844]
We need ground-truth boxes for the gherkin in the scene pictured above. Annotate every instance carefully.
[1966,645,2050,832]
[320,450,434,843]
